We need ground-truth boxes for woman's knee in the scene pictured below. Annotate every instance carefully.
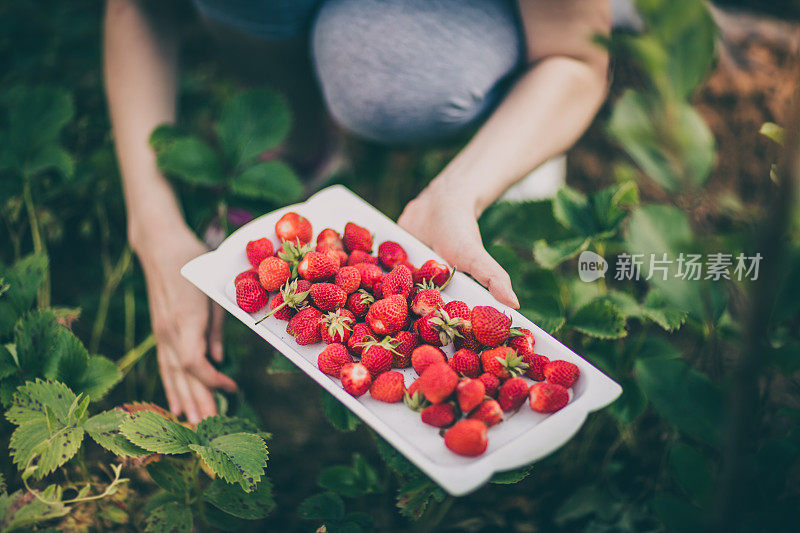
[311,0,523,144]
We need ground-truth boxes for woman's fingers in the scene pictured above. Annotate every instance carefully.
[208,303,225,363]
[454,247,520,309]
[164,346,201,423]
[187,374,218,421]
[177,335,238,393]
[157,347,182,417]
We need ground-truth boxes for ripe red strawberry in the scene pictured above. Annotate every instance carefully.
[443,300,471,321]
[418,362,459,404]
[318,343,353,378]
[448,349,480,378]
[341,363,371,397]
[347,249,379,266]
[544,360,580,388]
[416,309,464,347]
[319,309,356,344]
[360,338,395,377]
[316,228,343,250]
[260,279,311,322]
[354,263,383,291]
[347,323,373,356]
[334,266,361,294]
[377,241,408,270]
[498,377,529,411]
[477,372,501,397]
[390,330,418,368]
[235,268,260,286]
[372,280,383,299]
[456,378,485,412]
[421,403,455,427]
[471,306,511,347]
[444,420,488,457]
[382,264,413,298]
[454,330,481,352]
[414,259,450,286]
[469,399,503,427]
[411,345,446,376]
[346,290,374,318]
[370,371,405,403]
[508,327,535,357]
[298,251,339,281]
[529,381,569,413]
[310,283,347,312]
[246,238,274,268]
[400,260,417,275]
[235,278,269,313]
[480,347,528,379]
[366,295,408,336]
[275,212,312,244]
[258,257,291,291]
[286,307,323,345]
[523,354,550,381]
[406,378,422,398]
[343,222,373,252]
[411,286,444,316]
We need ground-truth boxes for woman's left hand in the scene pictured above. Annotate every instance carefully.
[398,182,520,309]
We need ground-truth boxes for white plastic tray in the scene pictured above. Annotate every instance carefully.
[181,185,621,496]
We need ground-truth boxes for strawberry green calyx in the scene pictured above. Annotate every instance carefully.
[415,267,457,292]
[428,308,465,346]
[278,239,314,279]
[403,390,430,412]
[507,327,526,339]
[321,311,353,339]
[255,280,310,324]
[355,335,402,356]
[495,350,529,377]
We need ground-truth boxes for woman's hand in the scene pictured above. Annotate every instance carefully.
[135,225,237,423]
[398,181,520,309]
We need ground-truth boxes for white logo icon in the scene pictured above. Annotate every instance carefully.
[578,251,607,282]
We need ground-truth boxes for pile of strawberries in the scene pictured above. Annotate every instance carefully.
[234,212,581,457]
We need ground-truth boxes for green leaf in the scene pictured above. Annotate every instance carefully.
[2,254,47,313]
[25,145,74,178]
[266,353,300,374]
[553,187,594,235]
[0,489,69,531]
[189,433,268,492]
[641,290,687,331]
[73,356,121,401]
[6,379,76,426]
[520,298,566,334]
[395,477,445,520]
[146,460,191,496]
[156,136,223,186]
[145,501,193,533]
[635,335,681,359]
[609,377,647,424]
[0,345,18,380]
[602,290,642,319]
[196,415,261,443]
[85,409,149,457]
[635,356,723,445]
[298,491,345,521]
[608,90,714,190]
[318,455,379,497]
[533,237,591,269]
[119,410,200,454]
[591,181,639,233]
[204,477,275,519]
[569,299,627,339]
[669,442,713,505]
[13,310,62,378]
[148,123,181,151]
[321,391,360,432]
[490,465,533,484]
[218,89,291,167]
[231,161,303,203]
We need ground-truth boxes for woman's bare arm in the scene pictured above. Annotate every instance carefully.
[400,0,609,308]
[105,0,236,423]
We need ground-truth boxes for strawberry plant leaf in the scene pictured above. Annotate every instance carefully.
[148,123,181,151]
[119,410,200,454]
[0,345,17,381]
[635,356,723,445]
[395,476,445,520]
[52,326,120,401]
[634,335,681,359]
[217,89,291,167]
[2,254,47,314]
[189,433,268,492]
[73,356,121,401]
[321,391,360,432]
[520,297,566,334]
[298,492,345,521]
[669,442,714,506]
[569,299,627,339]
[145,501,193,533]
[553,186,595,236]
[146,459,192,496]
[591,181,639,233]
[203,477,275,519]
[533,237,591,269]
[490,465,533,484]
[601,290,642,319]
[318,454,379,497]
[230,160,303,203]
[25,144,74,179]
[641,290,687,331]
[196,414,261,444]
[85,409,149,457]
[0,489,69,531]
[155,136,224,187]
[7,381,86,477]
[13,310,62,378]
